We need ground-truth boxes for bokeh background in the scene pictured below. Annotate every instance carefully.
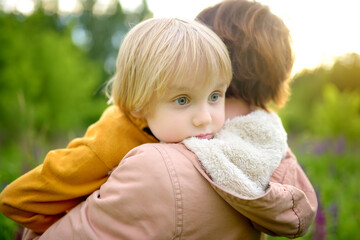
[0,0,359,239]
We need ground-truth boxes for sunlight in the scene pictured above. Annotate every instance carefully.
[58,0,81,13]
[120,0,142,11]
[143,0,360,74]
[254,0,360,73]
[16,0,34,15]
[145,0,219,19]
[1,0,17,12]
[3,0,359,74]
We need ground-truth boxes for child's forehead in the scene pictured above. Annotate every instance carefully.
[170,74,203,86]
[167,75,227,91]
[168,74,208,89]
[170,65,222,84]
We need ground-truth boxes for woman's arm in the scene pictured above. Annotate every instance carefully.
[220,149,317,238]
[190,148,317,238]
[30,145,177,240]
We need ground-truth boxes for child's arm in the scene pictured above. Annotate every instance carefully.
[0,105,157,234]
[0,147,110,233]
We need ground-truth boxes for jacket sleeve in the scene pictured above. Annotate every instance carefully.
[32,145,176,240]
[0,106,155,234]
[0,135,112,234]
[230,149,318,238]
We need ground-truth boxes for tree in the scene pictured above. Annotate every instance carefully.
[0,10,105,141]
[279,53,360,141]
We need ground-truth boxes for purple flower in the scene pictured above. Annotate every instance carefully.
[313,140,330,155]
[313,200,326,240]
[335,136,346,155]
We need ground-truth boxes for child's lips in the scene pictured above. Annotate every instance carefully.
[195,133,212,139]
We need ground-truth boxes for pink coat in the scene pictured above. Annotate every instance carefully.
[26,143,317,240]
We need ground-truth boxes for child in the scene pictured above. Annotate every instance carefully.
[0,17,232,234]
[24,16,313,240]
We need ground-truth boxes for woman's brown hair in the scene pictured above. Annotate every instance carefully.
[197,0,294,111]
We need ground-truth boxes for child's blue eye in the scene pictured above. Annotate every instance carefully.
[209,93,220,102]
[174,97,189,105]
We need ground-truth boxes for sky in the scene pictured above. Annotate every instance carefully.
[121,0,360,75]
[4,0,360,75]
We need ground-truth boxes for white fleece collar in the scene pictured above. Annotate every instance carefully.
[183,110,288,198]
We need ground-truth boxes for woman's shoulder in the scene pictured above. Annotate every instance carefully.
[124,143,196,163]
[118,143,197,178]
[103,143,192,212]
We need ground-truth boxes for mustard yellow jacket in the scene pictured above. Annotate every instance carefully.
[0,105,157,233]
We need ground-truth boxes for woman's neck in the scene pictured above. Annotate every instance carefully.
[225,98,252,120]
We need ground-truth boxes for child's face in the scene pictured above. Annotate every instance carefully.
[143,76,228,143]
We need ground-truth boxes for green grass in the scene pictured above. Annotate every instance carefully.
[270,138,360,240]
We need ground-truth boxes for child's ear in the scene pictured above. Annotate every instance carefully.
[130,110,143,119]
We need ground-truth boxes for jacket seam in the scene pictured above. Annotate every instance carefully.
[154,145,183,239]
[289,187,302,238]
[81,144,112,171]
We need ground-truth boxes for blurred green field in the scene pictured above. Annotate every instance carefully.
[1,2,359,239]
[268,138,360,240]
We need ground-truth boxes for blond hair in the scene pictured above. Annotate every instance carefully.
[197,0,294,111]
[108,18,232,115]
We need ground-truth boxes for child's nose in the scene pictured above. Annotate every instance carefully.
[192,106,212,127]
